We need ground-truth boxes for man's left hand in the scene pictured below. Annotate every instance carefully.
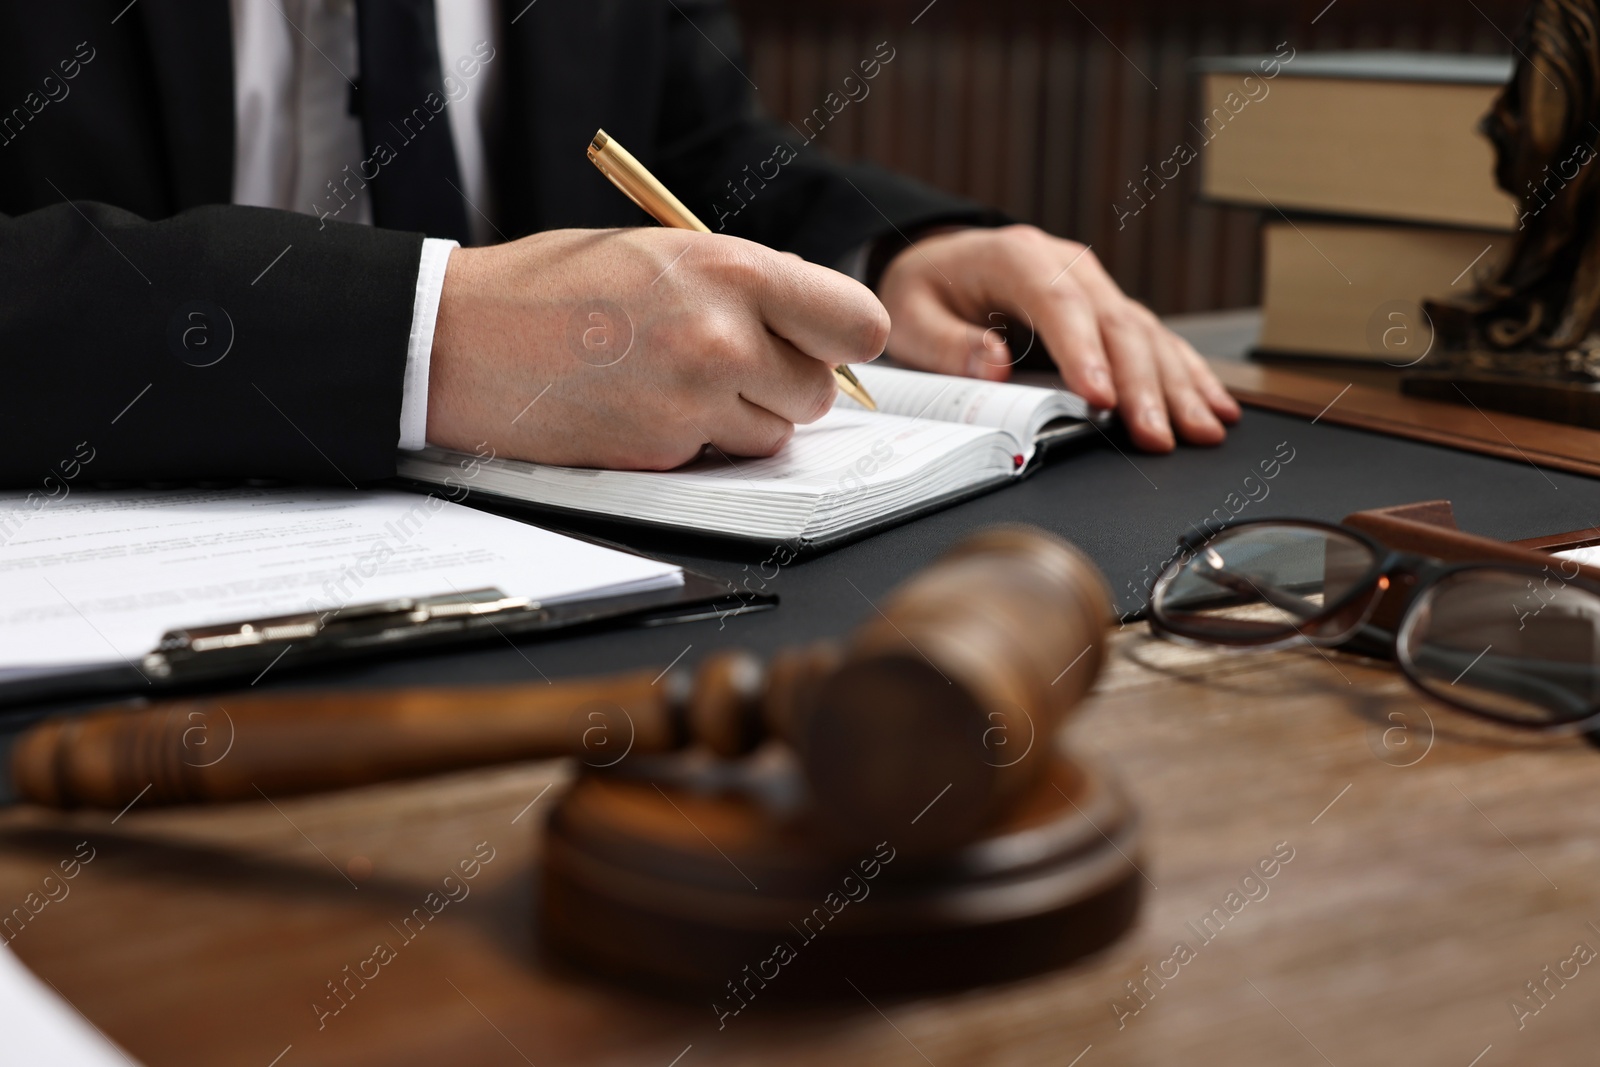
[876,224,1241,453]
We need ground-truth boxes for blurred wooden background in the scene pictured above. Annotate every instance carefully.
[727,0,1527,315]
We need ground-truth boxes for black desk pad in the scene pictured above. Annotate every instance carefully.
[376,406,1594,676]
[5,407,1599,722]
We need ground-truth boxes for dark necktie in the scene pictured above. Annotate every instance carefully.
[353,0,473,243]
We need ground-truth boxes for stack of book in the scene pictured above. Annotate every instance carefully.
[1194,51,1519,363]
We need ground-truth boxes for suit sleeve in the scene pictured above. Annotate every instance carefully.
[0,201,423,489]
[650,0,1006,272]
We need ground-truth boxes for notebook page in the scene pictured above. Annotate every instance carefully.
[0,488,682,671]
[1556,545,1600,567]
[845,364,1089,460]
[400,408,1004,542]
[626,408,1009,538]
[638,407,977,487]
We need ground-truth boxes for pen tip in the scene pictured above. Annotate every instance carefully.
[590,129,609,153]
[832,366,877,410]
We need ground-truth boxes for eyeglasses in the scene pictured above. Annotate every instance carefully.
[1148,518,1600,733]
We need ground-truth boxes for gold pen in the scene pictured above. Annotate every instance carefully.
[587,128,878,412]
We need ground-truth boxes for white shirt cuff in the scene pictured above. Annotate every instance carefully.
[399,237,459,450]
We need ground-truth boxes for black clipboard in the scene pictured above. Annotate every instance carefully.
[0,567,775,709]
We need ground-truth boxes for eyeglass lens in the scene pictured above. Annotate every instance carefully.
[1155,524,1380,644]
[1400,569,1600,727]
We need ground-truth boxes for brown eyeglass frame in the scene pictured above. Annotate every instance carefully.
[1147,517,1600,732]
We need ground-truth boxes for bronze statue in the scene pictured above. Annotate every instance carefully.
[1411,0,1600,424]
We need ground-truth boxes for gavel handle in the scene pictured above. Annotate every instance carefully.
[12,671,682,809]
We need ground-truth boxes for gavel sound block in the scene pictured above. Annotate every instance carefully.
[544,752,1141,998]
[544,527,1141,996]
[12,526,1144,995]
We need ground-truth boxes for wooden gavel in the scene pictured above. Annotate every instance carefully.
[13,526,1112,854]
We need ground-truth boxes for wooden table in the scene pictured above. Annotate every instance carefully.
[1176,309,1600,480]
[5,625,1596,1065]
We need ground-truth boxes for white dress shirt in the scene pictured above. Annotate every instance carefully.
[229,0,500,449]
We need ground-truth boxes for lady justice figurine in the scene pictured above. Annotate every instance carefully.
[1411,0,1600,425]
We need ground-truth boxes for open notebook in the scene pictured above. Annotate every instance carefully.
[398,364,1103,548]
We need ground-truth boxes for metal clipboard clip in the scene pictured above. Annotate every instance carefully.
[142,588,545,681]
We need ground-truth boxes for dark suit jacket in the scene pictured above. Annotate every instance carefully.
[0,0,987,488]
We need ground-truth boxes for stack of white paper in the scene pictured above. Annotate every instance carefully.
[0,943,140,1066]
[0,488,682,674]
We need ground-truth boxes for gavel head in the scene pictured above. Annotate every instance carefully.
[791,525,1112,856]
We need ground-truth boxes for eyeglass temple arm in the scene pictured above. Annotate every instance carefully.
[1336,622,1394,659]
[1195,563,1324,623]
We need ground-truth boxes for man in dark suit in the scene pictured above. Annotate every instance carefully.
[0,0,1237,489]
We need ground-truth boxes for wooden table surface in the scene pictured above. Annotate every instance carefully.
[4,625,1596,1066]
[1176,309,1600,479]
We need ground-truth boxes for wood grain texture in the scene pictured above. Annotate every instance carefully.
[1210,357,1600,479]
[4,625,1598,1064]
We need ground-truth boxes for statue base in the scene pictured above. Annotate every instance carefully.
[1401,349,1600,430]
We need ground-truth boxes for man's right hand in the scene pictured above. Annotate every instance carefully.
[426,228,890,469]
